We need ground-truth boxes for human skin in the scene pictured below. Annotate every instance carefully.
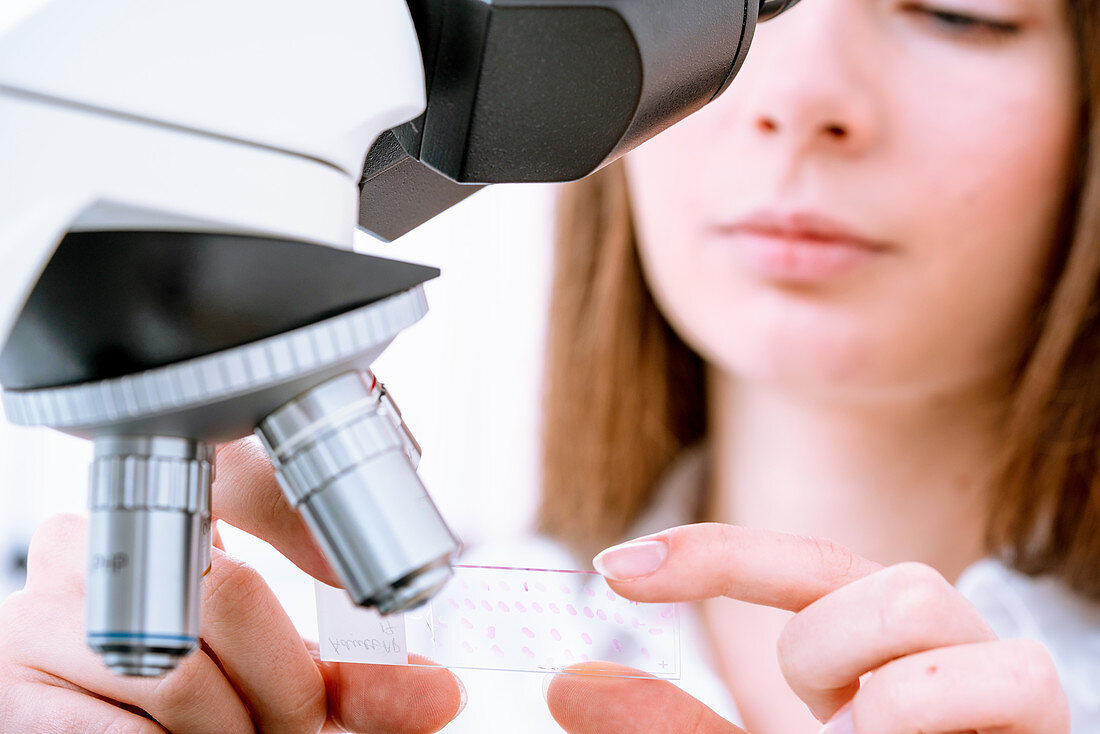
[0,440,466,733]
[548,0,1079,731]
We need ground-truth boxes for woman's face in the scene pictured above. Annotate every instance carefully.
[626,0,1077,403]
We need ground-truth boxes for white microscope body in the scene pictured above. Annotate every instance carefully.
[0,0,425,344]
[0,0,794,677]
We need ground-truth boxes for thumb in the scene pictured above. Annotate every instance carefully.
[545,662,746,734]
[212,438,341,587]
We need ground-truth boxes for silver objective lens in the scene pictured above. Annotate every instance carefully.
[256,370,459,614]
[86,436,213,676]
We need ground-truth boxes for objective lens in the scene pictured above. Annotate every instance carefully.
[257,370,459,615]
[86,436,213,676]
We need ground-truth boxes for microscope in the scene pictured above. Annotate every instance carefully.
[0,0,800,677]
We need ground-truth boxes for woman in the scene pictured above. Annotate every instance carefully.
[1,0,1097,732]
[536,0,1100,730]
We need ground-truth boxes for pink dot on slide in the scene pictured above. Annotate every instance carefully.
[649,628,664,636]
[482,600,493,612]
[566,604,577,616]
[549,603,561,614]
[535,582,547,592]
[498,602,510,613]
[532,602,544,613]
[614,613,624,625]
[641,648,650,659]
[581,633,593,645]
[612,639,623,653]
[583,607,594,618]
[560,584,570,593]
[523,646,536,659]
[463,642,474,653]
[501,581,511,591]
[585,587,595,597]
[492,644,505,657]
[461,618,474,629]
[515,602,527,613]
[661,607,674,619]
[551,628,562,641]
[488,626,496,639]
[448,599,460,610]
[465,599,476,610]
[597,610,607,621]
[522,627,536,638]
[606,590,615,601]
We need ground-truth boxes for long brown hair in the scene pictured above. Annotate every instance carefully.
[539,3,1100,599]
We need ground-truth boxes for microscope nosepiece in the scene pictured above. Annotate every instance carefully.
[257,370,459,615]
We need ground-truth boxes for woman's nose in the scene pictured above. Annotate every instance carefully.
[741,2,881,158]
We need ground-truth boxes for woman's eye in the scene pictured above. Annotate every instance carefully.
[901,3,1022,40]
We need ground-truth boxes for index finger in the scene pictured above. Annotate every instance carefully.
[213,438,341,587]
[593,523,882,611]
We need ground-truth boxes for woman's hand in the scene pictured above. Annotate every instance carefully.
[0,438,465,733]
[544,523,1069,734]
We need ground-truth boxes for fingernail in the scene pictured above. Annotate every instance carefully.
[455,674,468,717]
[541,672,555,702]
[593,539,668,581]
[819,703,854,734]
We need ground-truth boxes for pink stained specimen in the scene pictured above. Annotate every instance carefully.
[460,580,469,590]
[597,610,607,621]
[522,627,536,638]
[641,648,650,659]
[532,602,544,613]
[583,607,594,619]
[481,600,493,613]
[437,619,449,629]
[612,639,623,653]
[461,618,474,630]
[581,653,591,661]
[585,587,595,597]
[661,607,674,620]
[649,628,664,635]
[487,626,496,640]
[498,602,510,613]
[550,628,562,641]
[559,584,570,594]
[581,633,593,645]
[549,603,561,614]
[515,602,527,613]
[462,642,474,653]
[522,646,536,659]
[465,598,476,610]
[614,613,624,625]
[483,582,491,591]
[566,604,577,616]
[500,581,511,591]
[632,618,642,629]
[535,582,547,592]
[492,644,505,658]
[523,583,529,592]
[448,599,460,610]
[606,590,615,601]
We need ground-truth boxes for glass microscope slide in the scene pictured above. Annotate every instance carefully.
[315,564,681,679]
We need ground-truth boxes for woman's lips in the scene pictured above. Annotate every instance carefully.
[709,210,891,284]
